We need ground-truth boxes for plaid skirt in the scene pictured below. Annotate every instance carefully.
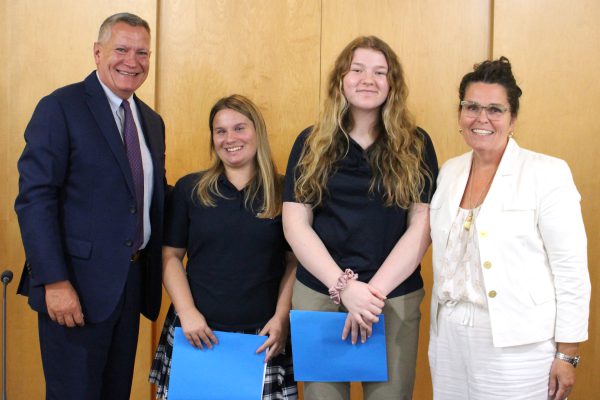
[149,305,297,400]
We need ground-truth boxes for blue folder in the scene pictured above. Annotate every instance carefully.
[290,310,388,382]
[169,328,267,400]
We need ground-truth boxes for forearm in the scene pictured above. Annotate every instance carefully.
[282,202,343,288]
[369,203,431,295]
[557,342,579,356]
[283,202,385,330]
[16,97,71,284]
[537,162,590,341]
[273,253,297,318]
[258,254,297,358]
[164,247,216,349]
[162,250,197,316]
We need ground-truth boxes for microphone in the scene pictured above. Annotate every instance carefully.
[2,269,13,400]
[1,271,12,284]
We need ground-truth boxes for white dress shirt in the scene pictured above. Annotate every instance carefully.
[97,72,154,250]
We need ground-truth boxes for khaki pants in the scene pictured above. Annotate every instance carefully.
[292,280,424,400]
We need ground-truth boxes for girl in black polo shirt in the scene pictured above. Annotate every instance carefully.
[283,36,438,400]
[150,95,297,399]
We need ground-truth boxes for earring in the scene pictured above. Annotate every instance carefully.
[509,131,514,138]
[459,128,463,134]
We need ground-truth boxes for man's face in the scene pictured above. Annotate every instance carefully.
[94,22,151,99]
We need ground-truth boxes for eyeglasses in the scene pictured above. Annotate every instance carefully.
[460,100,509,120]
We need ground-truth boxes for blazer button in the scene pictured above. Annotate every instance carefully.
[483,261,492,269]
[125,240,133,247]
[488,290,497,298]
[129,206,137,214]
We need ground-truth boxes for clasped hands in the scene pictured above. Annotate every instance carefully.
[339,280,386,344]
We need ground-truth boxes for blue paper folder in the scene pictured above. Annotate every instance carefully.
[169,328,267,400]
[290,310,388,382]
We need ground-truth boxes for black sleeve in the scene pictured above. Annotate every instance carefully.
[282,235,292,252]
[417,127,439,203]
[164,174,196,248]
[283,127,312,203]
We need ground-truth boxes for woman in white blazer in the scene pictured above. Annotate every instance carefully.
[428,57,590,400]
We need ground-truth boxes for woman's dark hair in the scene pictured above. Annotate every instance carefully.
[459,56,522,117]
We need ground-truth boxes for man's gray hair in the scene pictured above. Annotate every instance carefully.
[97,13,150,43]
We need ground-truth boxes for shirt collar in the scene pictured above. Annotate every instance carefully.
[96,71,134,111]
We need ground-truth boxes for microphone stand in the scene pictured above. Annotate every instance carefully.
[1,270,13,400]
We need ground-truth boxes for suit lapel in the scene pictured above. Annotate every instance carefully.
[447,152,472,216]
[134,96,163,191]
[84,72,136,196]
[476,139,520,226]
[134,97,161,164]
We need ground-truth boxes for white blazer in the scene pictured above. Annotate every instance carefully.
[429,139,590,347]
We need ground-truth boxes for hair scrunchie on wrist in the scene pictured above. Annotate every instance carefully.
[328,269,358,305]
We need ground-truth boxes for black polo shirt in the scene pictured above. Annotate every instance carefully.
[283,127,438,298]
[165,172,288,331]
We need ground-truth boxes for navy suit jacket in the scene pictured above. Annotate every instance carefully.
[15,72,165,322]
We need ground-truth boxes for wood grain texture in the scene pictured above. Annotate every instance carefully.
[156,0,321,179]
[154,0,321,397]
[320,1,490,398]
[321,0,491,165]
[0,2,157,398]
[3,1,597,399]
[493,1,599,398]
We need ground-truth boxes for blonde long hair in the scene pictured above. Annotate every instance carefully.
[195,95,282,218]
[294,36,432,208]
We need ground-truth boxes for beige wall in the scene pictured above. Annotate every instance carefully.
[317,2,490,397]
[493,1,600,398]
[0,1,157,399]
[1,1,598,399]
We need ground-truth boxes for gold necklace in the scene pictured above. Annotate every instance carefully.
[463,162,497,231]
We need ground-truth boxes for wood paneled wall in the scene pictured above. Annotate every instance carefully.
[0,2,158,399]
[493,1,600,398]
[1,1,597,399]
[156,0,321,179]
[317,2,490,397]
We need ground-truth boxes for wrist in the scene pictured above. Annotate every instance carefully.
[555,351,580,368]
[367,281,385,297]
[557,342,579,356]
[44,280,71,290]
[273,310,290,323]
[328,269,358,305]
[176,305,201,319]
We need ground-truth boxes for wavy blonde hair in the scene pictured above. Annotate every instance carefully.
[195,95,282,218]
[294,36,432,208]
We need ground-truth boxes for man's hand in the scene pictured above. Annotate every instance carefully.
[44,280,85,327]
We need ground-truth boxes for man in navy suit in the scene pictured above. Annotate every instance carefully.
[15,13,165,399]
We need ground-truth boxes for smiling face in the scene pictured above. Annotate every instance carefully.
[459,82,516,157]
[342,48,390,114]
[94,22,150,99]
[212,109,258,174]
